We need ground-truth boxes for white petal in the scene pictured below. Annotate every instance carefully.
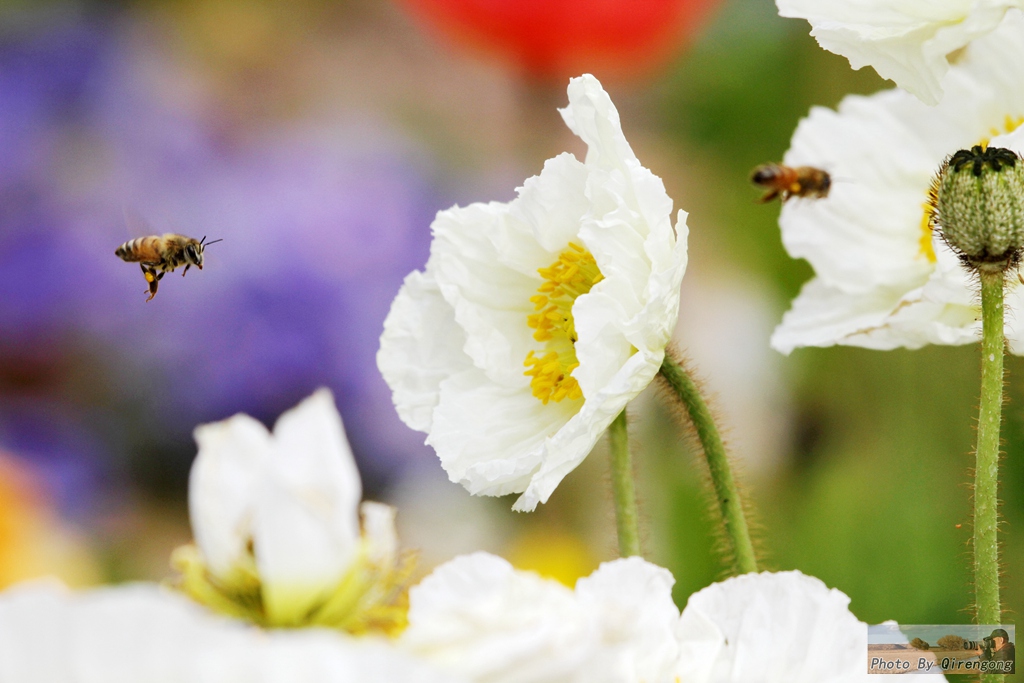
[561,74,639,171]
[403,553,586,683]
[429,368,575,497]
[404,554,685,683]
[190,413,274,577]
[772,278,925,354]
[678,572,866,683]
[377,269,472,433]
[513,348,662,512]
[253,389,362,623]
[0,581,236,683]
[574,558,682,682]
[1005,283,1024,353]
[780,97,938,293]
[776,0,1018,105]
[430,202,544,386]
[511,153,593,256]
[253,630,463,683]
[359,501,398,567]
[0,581,461,683]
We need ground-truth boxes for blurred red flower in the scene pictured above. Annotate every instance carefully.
[398,0,721,81]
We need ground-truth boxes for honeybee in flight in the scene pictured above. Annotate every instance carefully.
[115,234,223,301]
[751,163,832,203]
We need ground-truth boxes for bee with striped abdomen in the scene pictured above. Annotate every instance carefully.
[115,234,222,301]
[751,163,832,203]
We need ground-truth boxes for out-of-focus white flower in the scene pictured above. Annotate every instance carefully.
[776,0,1023,105]
[377,74,688,512]
[771,12,1024,355]
[677,571,942,682]
[173,389,411,634]
[400,552,686,683]
[0,580,460,683]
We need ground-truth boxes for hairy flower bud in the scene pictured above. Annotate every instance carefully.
[931,145,1024,271]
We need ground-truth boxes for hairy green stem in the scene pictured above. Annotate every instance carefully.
[659,353,757,574]
[608,410,641,557]
[976,268,1003,664]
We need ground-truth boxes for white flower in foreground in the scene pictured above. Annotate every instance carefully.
[174,389,410,634]
[0,580,459,683]
[771,12,1024,355]
[377,74,688,511]
[678,571,942,682]
[401,553,686,683]
[776,0,1023,105]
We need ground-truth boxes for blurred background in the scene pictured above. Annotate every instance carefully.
[0,0,1021,641]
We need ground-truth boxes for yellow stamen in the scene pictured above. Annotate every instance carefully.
[524,243,603,404]
[979,114,1024,151]
[171,540,414,637]
[919,174,940,263]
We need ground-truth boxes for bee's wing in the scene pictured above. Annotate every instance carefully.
[122,205,155,238]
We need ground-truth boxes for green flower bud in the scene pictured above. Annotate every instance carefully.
[932,145,1024,271]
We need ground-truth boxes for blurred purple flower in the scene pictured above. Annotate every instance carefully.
[0,15,443,497]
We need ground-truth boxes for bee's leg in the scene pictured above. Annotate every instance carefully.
[142,266,160,302]
[182,263,190,277]
[759,189,779,203]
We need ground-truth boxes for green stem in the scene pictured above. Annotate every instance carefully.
[975,268,1003,649]
[659,353,757,575]
[608,410,641,557]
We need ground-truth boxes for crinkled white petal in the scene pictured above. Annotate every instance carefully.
[377,270,472,433]
[191,413,274,577]
[430,202,547,388]
[573,558,684,683]
[0,580,459,683]
[512,345,664,512]
[773,14,1024,354]
[253,390,363,623]
[402,553,683,683]
[379,73,687,510]
[429,368,574,497]
[678,571,941,683]
[776,0,1021,105]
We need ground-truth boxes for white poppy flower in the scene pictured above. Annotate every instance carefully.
[0,580,460,683]
[771,12,1024,355]
[174,389,411,634]
[377,74,688,511]
[776,0,1023,105]
[678,571,943,683]
[400,552,687,683]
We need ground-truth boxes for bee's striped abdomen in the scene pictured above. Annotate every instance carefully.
[115,236,164,265]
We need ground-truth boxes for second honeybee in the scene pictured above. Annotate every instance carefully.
[751,163,831,203]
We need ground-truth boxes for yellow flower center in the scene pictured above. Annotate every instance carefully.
[919,176,939,263]
[524,242,604,404]
[978,114,1024,150]
[171,541,415,636]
